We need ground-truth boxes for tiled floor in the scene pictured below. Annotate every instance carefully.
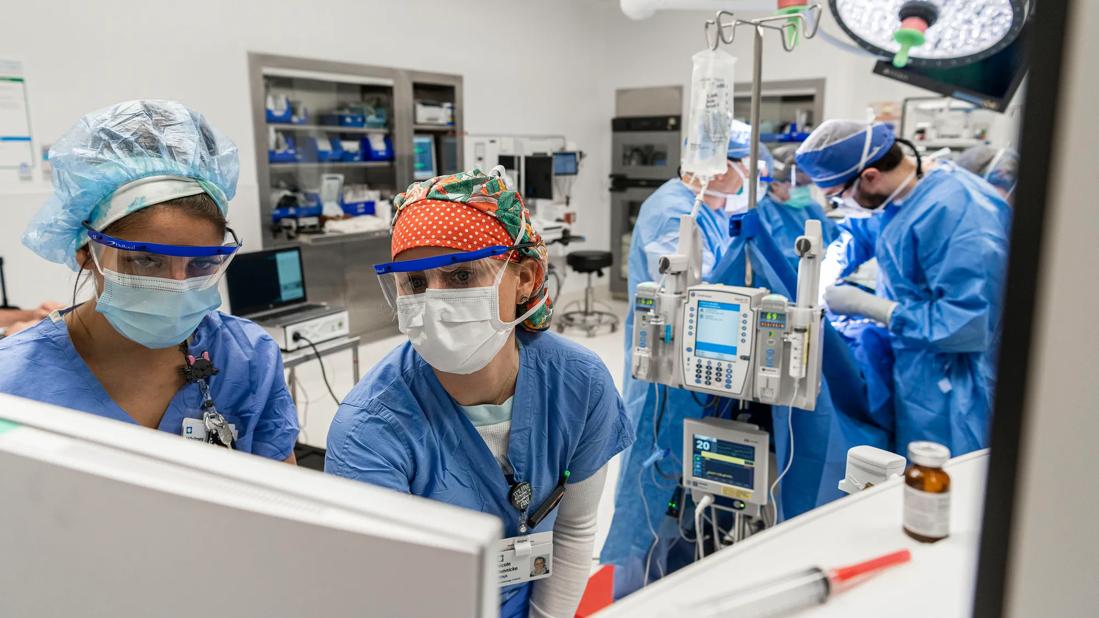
[290,295,630,559]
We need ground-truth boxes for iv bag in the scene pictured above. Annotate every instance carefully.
[682,49,738,180]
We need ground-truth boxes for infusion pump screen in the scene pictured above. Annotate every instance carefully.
[694,301,741,361]
[691,434,756,490]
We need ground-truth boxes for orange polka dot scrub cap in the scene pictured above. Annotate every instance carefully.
[388,168,553,332]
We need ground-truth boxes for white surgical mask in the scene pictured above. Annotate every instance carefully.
[687,164,751,214]
[396,259,546,375]
[829,170,917,220]
[721,164,751,214]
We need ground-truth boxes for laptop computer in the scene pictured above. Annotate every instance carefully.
[225,247,328,321]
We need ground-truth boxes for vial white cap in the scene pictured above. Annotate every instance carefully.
[907,441,951,468]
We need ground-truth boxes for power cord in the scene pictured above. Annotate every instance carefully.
[768,380,802,525]
[694,494,714,561]
[293,333,341,406]
[293,373,312,443]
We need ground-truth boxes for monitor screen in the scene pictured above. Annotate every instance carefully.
[0,393,500,617]
[524,155,554,200]
[872,27,1028,112]
[413,135,437,180]
[553,152,578,176]
[694,300,741,362]
[226,248,306,316]
[691,433,756,490]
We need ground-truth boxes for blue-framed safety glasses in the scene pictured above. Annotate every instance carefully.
[82,221,242,289]
[373,243,531,310]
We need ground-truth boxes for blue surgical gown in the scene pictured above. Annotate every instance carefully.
[876,163,1011,455]
[0,310,299,459]
[819,216,895,444]
[755,194,838,272]
[325,330,634,618]
[603,207,889,599]
[621,179,731,440]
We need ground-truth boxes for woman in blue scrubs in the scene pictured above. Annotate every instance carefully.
[0,100,299,461]
[326,169,634,618]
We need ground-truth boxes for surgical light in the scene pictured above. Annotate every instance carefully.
[830,0,1028,68]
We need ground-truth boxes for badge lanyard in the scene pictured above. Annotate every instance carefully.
[507,470,571,534]
[178,343,235,449]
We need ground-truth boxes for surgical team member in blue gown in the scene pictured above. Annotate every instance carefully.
[798,119,1012,455]
[618,121,756,435]
[0,100,299,461]
[602,124,889,598]
[325,170,633,618]
[756,144,838,271]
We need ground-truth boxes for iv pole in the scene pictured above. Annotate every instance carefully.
[701,7,823,449]
[704,5,822,286]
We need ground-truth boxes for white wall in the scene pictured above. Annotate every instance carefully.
[1,0,939,308]
[594,5,931,122]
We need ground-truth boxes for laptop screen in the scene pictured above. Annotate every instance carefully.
[225,247,307,316]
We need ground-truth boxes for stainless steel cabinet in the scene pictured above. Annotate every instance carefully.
[609,115,680,300]
[247,53,463,341]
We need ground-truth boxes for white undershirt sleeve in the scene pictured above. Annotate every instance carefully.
[528,465,608,618]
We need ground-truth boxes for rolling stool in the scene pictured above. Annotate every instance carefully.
[556,250,619,337]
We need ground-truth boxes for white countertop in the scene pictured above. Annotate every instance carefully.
[598,450,988,617]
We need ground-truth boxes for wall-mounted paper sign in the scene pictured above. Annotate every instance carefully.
[0,60,33,169]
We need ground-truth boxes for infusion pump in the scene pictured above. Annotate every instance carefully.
[631,219,825,410]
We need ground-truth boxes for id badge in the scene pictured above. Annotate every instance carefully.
[496,530,553,586]
[181,418,238,442]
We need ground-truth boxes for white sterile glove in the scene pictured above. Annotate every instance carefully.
[824,285,897,325]
[844,258,880,292]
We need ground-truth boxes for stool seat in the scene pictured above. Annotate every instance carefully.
[567,250,613,273]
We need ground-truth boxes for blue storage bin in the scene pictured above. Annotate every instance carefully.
[272,203,322,223]
[301,192,322,210]
[364,109,388,129]
[340,199,376,217]
[362,135,394,162]
[330,136,362,162]
[268,148,299,163]
[266,108,293,124]
[264,105,292,122]
[268,134,299,163]
[272,206,296,223]
[299,136,336,163]
[319,112,366,128]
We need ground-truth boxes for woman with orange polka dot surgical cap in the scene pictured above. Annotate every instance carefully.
[325,168,634,618]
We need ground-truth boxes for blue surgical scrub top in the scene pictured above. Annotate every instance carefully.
[325,330,634,618]
[0,310,299,460]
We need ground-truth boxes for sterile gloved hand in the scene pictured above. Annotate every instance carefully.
[824,285,897,325]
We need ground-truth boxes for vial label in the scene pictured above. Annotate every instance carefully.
[904,485,950,538]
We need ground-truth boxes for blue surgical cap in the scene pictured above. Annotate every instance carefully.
[726,120,774,181]
[22,99,239,270]
[795,120,896,189]
[727,120,754,159]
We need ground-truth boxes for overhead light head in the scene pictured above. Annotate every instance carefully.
[830,0,1028,68]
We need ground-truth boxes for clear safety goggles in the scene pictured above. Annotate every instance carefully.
[83,221,242,290]
[373,244,532,311]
